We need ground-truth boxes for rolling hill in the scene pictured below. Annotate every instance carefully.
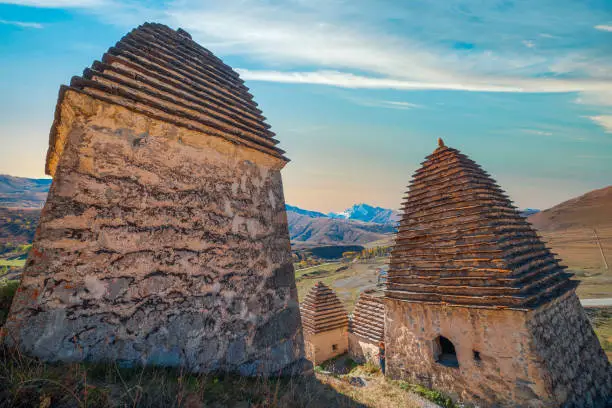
[528,186,612,298]
[287,211,395,245]
[0,175,51,209]
[328,203,401,224]
[529,186,612,232]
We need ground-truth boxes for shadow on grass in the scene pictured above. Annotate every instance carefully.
[0,346,367,408]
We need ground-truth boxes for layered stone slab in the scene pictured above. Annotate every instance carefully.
[3,24,304,375]
[300,282,348,364]
[387,138,576,308]
[348,289,384,365]
[385,140,612,407]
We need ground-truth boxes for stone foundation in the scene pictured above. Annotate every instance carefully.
[304,326,348,365]
[385,290,611,407]
[348,333,380,366]
[3,91,304,375]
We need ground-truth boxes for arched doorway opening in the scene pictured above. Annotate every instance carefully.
[434,335,458,368]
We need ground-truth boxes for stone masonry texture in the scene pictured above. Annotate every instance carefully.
[385,140,611,407]
[2,23,305,375]
[300,282,348,363]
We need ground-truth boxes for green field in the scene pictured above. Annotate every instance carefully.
[0,258,26,268]
[584,308,612,359]
[295,258,387,312]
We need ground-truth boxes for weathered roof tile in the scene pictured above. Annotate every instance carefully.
[300,282,348,334]
[349,289,385,342]
[387,143,577,308]
[47,22,286,175]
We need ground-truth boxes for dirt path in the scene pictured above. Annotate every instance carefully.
[581,298,612,307]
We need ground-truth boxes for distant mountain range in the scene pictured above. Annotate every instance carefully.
[0,174,574,247]
[521,208,540,217]
[286,211,396,246]
[284,205,327,219]
[0,175,51,209]
[284,203,401,245]
[287,203,401,225]
[327,203,401,224]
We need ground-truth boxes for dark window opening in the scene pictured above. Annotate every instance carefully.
[473,350,481,362]
[434,336,458,368]
[332,344,338,351]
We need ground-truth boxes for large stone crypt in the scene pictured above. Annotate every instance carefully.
[385,139,611,407]
[3,23,304,375]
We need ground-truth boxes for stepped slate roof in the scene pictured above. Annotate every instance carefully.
[300,282,348,334]
[386,140,577,308]
[349,289,385,342]
[46,22,285,175]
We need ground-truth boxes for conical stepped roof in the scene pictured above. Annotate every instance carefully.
[349,289,385,342]
[47,22,285,176]
[301,282,348,334]
[387,141,577,308]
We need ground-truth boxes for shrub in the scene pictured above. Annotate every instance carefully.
[396,380,457,408]
[0,280,19,326]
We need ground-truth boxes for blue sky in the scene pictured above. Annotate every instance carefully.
[0,0,611,212]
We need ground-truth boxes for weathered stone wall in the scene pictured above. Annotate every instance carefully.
[348,333,379,366]
[385,292,611,407]
[3,91,304,375]
[384,298,549,407]
[304,326,348,365]
[526,291,612,407]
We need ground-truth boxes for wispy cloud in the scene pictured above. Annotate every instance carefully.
[5,0,612,124]
[237,69,612,94]
[522,40,535,48]
[594,25,612,32]
[159,0,612,115]
[345,97,423,110]
[382,101,422,109]
[574,91,612,107]
[0,19,43,28]
[522,129,553,136]
[587,115,612,133]
[0,0,104,7]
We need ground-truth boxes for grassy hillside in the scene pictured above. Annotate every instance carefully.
[0,174,51,209]
[529,186,612,232]
[528,186,612,299]
[287,211,395,245]
[0,207,40,245]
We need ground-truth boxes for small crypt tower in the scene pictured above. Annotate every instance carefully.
[385,140,611,406]
[3,23,304,375]
[348,289,385,366]
[300,282,348,364]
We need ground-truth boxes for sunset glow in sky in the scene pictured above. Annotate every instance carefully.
[1,0,611,212]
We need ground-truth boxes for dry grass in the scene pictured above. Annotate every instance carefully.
[0,345,377,408]
[538,226,612,295]
[585,307,612,360]
[0,344,449,408]
[318,375,433,408]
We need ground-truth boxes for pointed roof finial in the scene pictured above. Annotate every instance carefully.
[177,28,192,39]
[438,138,445,148]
